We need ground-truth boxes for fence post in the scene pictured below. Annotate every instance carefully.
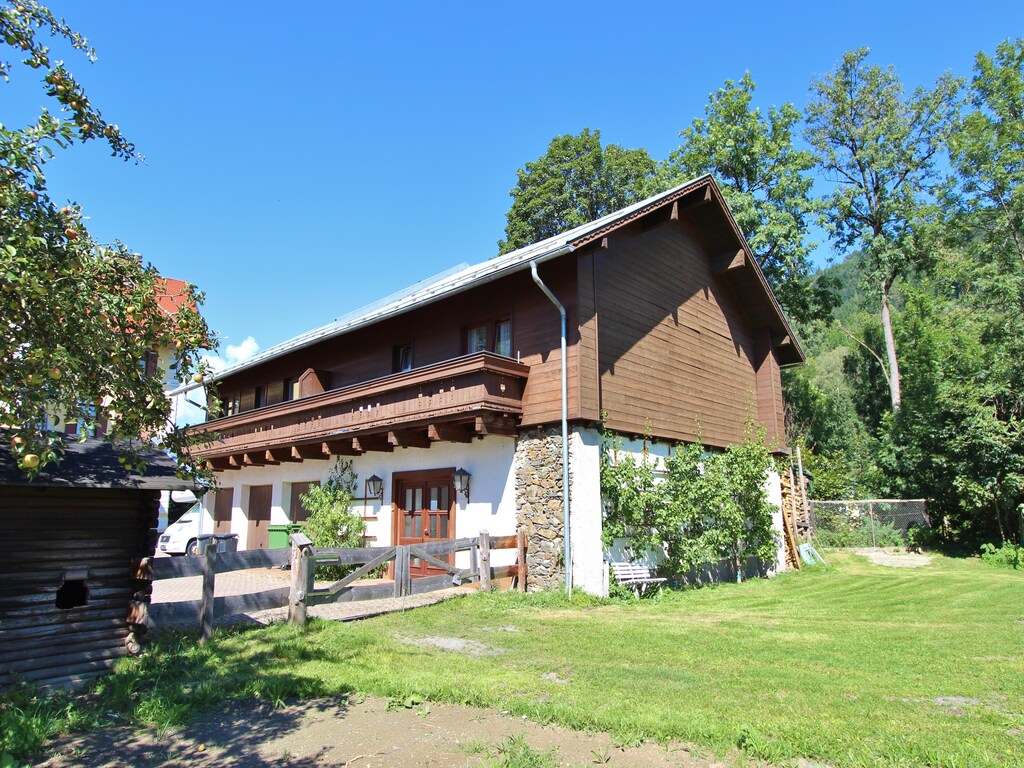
[869,503,877,547]
[393,546,406,598]
[289,532,313,626]
[478,530,492,592]
[516,529,527,593]
[199,536,216,644]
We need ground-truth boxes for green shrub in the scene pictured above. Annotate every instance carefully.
[906,523,940,550]
[300,459,366,579]
[601,421,779,582]
[979,542,1023,569]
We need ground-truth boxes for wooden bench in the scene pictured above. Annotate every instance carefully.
[610,562,667,596]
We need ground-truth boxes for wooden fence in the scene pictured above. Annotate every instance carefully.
[141,531,526,641]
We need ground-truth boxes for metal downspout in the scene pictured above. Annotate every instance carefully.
[530,258,573,595]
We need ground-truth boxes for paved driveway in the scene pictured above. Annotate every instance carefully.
[149,564,470,632]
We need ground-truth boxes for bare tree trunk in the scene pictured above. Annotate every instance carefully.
[880,280,902,410]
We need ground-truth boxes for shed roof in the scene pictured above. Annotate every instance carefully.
[0,437,195,492]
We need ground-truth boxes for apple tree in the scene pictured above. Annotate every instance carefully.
[1,1,215,478]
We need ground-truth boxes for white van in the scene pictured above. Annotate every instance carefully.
[158,489,198,532]
[157,503,203,556]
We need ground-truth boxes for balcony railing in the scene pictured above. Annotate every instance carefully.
[191,352,529,465]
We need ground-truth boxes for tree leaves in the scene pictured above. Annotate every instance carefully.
[1,2,213,480]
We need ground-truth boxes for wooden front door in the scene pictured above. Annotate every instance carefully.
[246,485,272,550]
[393,470,455,577]
[213,488,233,534]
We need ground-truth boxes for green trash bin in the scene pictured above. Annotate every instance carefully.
[268,524,303,549]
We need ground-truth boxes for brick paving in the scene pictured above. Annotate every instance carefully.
[149,564,472,633]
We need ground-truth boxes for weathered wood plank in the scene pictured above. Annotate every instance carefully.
[149,587,292,626]
[214,548,291,573]
[149,557,204,580]
[408,573,461,594]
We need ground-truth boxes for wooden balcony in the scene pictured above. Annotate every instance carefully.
[191,352,529,470]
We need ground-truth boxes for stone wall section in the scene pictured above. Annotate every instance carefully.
[514,427,566,591]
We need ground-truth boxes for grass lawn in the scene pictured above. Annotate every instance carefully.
[5,551,1023,766]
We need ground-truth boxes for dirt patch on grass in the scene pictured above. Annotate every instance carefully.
[399,635,504,657]
[37,695,751,767]
[851,547,932,568]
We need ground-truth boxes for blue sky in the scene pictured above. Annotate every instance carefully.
[8,1,1023,366]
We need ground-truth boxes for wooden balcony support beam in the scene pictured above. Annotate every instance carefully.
[268,447,301,463]
[352,434,393,453]
[428,423,472,444]
[208,457,238,471]
[293,442,329,461]
[325,438,363,456]
[262,451,280,465]
[242,452,266,467]
[474,413,517,437]
[388,429,431,449]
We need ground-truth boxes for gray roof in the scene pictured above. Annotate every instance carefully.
[177,175,717,390]
[0,437,196,491]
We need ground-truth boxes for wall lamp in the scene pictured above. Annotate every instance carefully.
[453,467,471,501]
[365,474,384,501]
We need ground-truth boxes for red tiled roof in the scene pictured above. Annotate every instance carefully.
[154,277,194,316]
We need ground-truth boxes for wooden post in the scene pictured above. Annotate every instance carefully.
[393,545,406,598]
[788,464,799,541]
[199,536,216,644]
[478,530,492,592]
[796,446,810,530]
[289,532,313,626]
[516,529,527,592]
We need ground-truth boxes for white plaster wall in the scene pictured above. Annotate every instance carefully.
[765,469,786,574]
[207,436,518,569]
[569,427,607,597]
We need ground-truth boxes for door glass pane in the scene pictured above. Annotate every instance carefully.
[429,514,438,538]
[439,486,449,510]
[440,515,448,538]
[406,488,414,511]
[414,488,423,511]
[403,513,411,537]
[430,487,439,511]
[413,515,422,537]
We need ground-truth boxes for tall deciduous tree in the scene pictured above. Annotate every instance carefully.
[804,48,960,411]
[499,128,655,254]
[1,3,213,477]
[663,73,831,323]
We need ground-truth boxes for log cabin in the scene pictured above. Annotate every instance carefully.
[182,175,804,595]
[0,438,193,689]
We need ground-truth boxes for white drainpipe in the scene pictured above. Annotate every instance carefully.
[530,257,574,596]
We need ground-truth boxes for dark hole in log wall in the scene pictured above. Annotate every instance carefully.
[55,579,89,609]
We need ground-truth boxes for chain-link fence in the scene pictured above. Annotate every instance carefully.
[810,499,929,547]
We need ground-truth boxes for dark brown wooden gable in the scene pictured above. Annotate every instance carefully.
[589,219,772,449]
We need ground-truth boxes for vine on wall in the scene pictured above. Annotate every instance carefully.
[600,421,779,581]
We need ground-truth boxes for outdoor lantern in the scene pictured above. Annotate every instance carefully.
[454,467,471,501]
[366,474,384,500]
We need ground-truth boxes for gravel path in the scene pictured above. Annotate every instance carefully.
[850,547,932,568]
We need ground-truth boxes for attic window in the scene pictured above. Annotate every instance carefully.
[56,568,89,610]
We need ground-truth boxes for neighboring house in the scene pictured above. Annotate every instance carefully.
[0,438,193,689]
[182,176,804,595]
